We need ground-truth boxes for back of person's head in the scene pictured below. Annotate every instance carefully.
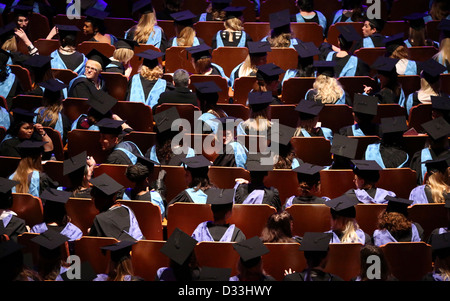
[60,33,77,48]
[224,17,243,31]
[377,210,412,234]
[176,26,196,46]
[173,69,190,87]
[297,0,314,12]
[164,0,184,12]
[126,162,150,184]
[426,168,450,203]
[0,190,13,210]
[304,250,328,268]
[359,244,392,281]
[211,203,233,220]
[113,48,134,64]
[430,0,450,21]
[260,211,295,243]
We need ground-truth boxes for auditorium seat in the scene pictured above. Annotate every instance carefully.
[402,134,428,158]
[290,137,332,166]
[285,204,331,236]
[65,198,99,235]
[268,104,298,128]
[337,76,377,100]
[319,104,354,134]
[212,47,249,78]
[18,232,69,268]
[103,17,137,40]
[325,243,362,281]
[243,22,270,41]
[264,169,300,206]
[42,160,72,189]
[183,133,219,162]
[52,69,78,85]
[66,130,108,164]
[11,94,43,111]
[327,22,363,47]
[398,75,420,98]
[131,240,170,281]
[189,74,231,103]
[194,21,227,47]
[319,169,355,199]
[408,46,439,62]
[0,156,21,178]
[148,165,188,204]
[43,126,65,161]
[373,103,407,124]
[290,22,324,46]
[74,236,119,274]
[227,204,277,238]
[122,131,157,155]
[129,44,161,78]
[232,76,257,104]
[195,241,240,276]
[258,0,297,22]
[381,242,432,281]
[439,74,450,95]
[208,166,250,189]
[281,77,316,104]
[408,203,448,240]
[354,47,387,68]
[62,97,90,123]
[262,242,305,281]
[164,46,197,74]
[349,135,381,160]
[153,103,201,131]
[166,203,212,238]
[100,72,128,101]
[34,39,60,56]
[111,101,154,132]
[266,47,298,74]
[378,168,418,199]
[389,0,430,21]
[93,164,133,188]
[355,203,387,235]
[216,103,250,121]
[9,65,33,92]
[11,193,44,228]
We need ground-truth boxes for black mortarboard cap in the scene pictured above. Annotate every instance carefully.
[11,107,37,123]
[421,117,450,140]
[380,116,408,134]
[56,24,80,39]
[293,162,324,177]
[295,98,324,118]
[299,232,332,252]
[85,7,109,21]
[294,41,320,58]
[385,195,412,216]
[384,33,405,56]
[0,23,16,44]
[114,38,139,50]
[352,159,382,171]
[101,240,136,262]
[153,106,180,133]
[198,266,232,281]
[136,49,164,69]
[247,91,273,107]
[352,94,378,115]
[63,151,87,175]
[170,10,197,25]
[180,155,212,169]
[187,44,212,61]
[366,17,385,32]
[431,95,450,112]
[233,236,269,267]
[17,140,47,157]
[0,240,24,260]
[314,60,335,77]
[326,194,359,218]
[136,153,157,169]
[211,0,232,9]
[160,228,197,265]
[23,55,52,69]
[338,24,362,43]
[39,78,68,94]
[96,118,124,136]
[223,6,245,19]
[193,81,222,94]
[257,63,285,81]
[330,134,358,159]
[271,122,296,146]
[245,153,273,172]
[30,229,69,250]
[403,12,427,30]
[371,56,398,73]
[0,177,18,194]
[0,49,12,65]
[424,156,450,174]
[420,59,447,83]
[132,0,154,14]
[86,49,111,70]
[90,173,124,196]
[10,4,33,17]
[269,9,290,29]
[87,89,118,115]
[438,19,450,39]
[247,41,271,56]
[40,188,72,204]
[431,232,450,252]
[206,188,235,205]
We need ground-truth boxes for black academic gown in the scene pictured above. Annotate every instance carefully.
[409,147,450,185]
[168,187,215,206]
[68,76,107,99]
[104,60,124,74]
[204,223,247,243]
[352,33,386,52]
[157,86,199,107]
[57,51,85,72]
[2,215,27,242]
[234,183,282,212]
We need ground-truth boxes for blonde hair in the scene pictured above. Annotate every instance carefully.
[331,216,362,243]
[238,55,258,78]
[140,64,163,81]
[224,17,243,31]
[113,48,134,64]
[242,109,271,133]
[37,104,62,128]
[417,77,439,103]
[434,38,450,65]
[426,170,450,203]
[267,33,292,48]
[294,116,319,135]
[1,37,17,52]
[312,75,344,104]
[176,26,196,46]
[12,156,43,193]
[133,12,158,44]
[106,257,135,281]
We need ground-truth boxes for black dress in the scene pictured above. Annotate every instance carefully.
[157,86,199,107]
[68,76,107,99]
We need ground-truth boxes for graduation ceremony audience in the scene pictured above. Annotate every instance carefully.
[2,0,450,288]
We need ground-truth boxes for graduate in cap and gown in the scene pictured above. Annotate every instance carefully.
[433,19,450,74]
[423,232,450,281]
[319,24,370,78]
[168,10,204,47]
[339,94,379,137]
[293,98,334,142]
[325,194,371,244]
[233,153,282,212]
[22,54,57,96]
[409,116,450,185]
[328,134,359,170]
[252,63,284,105]
[8,139,58,197]
[384,32,419,77]
[126,49,169,109]
[409,156,450,205]
[345,159,396,204]
[283,232,344,281]
[372,195,424,246]
[403,12,441,48]
[236,91,273,138]
[168,155,216,205]
[0,22,30,66]
[199,0,231,21]
[145,106,196,166]
[66,0,109,15]
[33,78,71,145]
[68,49,110,98]
[230,236,275,281]
[105,38,138,77]
[30,188,83,242]
[364,115,410,168]
[0,177,27,242]
[403,59,448,114]
[427,197,450,242]
[0,238,42,281]
[261,9,299,49]
[94,240,143,281]
[284,162,328,209]
[431,95,450,127]
[191,188,247,243]
[281,41,318,86]
[49,24,87,75]
[329,0,365,26]
[211,6,252,49]
[97,118,142,165]
[187,43,229,81]
[195,81,228,135]
[0,49,21,109]
[228,41,270,88]
[88,173,144,241]
[272,122,303,170]
[61,151,95,199]
[305,61,349,105]
[119,154,166,219]
[82,7,117,45]
[352,16,386,51]
[125,0,167,51]
[293,0,328,37]
[156,228,200,281]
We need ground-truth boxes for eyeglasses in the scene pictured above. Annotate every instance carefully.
[85,66,98,72]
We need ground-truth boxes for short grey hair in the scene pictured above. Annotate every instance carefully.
[172,69,190,87]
